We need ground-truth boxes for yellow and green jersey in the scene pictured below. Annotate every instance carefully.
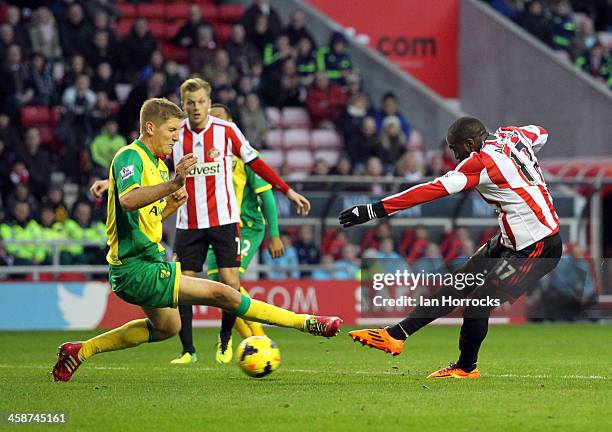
[232,154,271,231]
[106,139,169,265]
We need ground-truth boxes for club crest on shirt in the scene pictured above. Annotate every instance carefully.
[207,148,221,160]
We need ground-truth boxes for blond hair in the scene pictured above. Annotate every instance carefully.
[179,77,212,100]
[139,98,186,133]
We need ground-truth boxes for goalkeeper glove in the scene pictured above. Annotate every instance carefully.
[339,201,388,228]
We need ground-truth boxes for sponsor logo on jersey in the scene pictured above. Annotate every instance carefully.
[187,162,221,177]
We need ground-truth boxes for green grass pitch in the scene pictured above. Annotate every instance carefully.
[1,324,611,431]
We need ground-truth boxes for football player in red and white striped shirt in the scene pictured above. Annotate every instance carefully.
[341,117,562,378]
[172,78,310,363]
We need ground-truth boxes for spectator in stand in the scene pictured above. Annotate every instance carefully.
[305,71,348,128]
[377,237,411,273]
[346,117,381,172]
[575,43,611,84]
[0,23,15,61]
[90,91,114,132]
[317,31,353,83]
[59,3,93,58]
[295,36,317,86]
[60,200,106,264]
[0,139,16,197]
[38,205,63,264]
[294,225,321,277]
[263,34,293,70]
[213,85,241,123]
[188,25,217,75]
[262,57,303,108]
[373,92,411,137]
[340,93,369,145]
[92,9,118,46]
[406,226,430,264]
[119,71,166,136]
[61,54,87,92]
[202,49,240,88]
[395,150,424,181]
[2,201,43,265]
[163,60,182,94]
[61,73,97,126]
[426,154,446,177]
[413,243,447,274]
[91,62,118,104]
[325,231,348,259]
[262,234,300,279]
[87,30,115,70]
[225,24,259,76]
[311,253,337,280]
[29,7,63,61]
[450,238,476,270]
[8,161,29,192]
[549,0,576,53]
[242,0,283,39]
[335,243,360,279]
[171,4,210,49]
[44,186,69,223]
[239,93,268,149]
[0,44,33,117]
[7,182,39,218]
[284,10,316,48]
[517,0,553,47]
[17,128,51,199]
[119,18,157,79]
[489,0,523,20]
[574,16,599,55]
[248,14,276,55]
[379,115,408,171]
[0,114,21,154]
[29,52,56,106]
[330,156,353,176]
[345,73,367,99]
[364,156,386,195]
[5,5,30,53]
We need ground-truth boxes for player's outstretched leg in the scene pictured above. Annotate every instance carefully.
[179,275,341,337]
[239,286,266,336]
[53,309,179,382]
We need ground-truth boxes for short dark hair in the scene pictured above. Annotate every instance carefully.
[447,117,488,143]
[210,103,232,119]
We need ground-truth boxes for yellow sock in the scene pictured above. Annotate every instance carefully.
[237,286,265,337]
[78,319,153,361]
[235,318,253,338]
[234,295,306,330]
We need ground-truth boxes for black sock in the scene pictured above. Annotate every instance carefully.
[219,311,236,350]
[457,314,491,371]
[387,285,464,340]
[178,304,195,354]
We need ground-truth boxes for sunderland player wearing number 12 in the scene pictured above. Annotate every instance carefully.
[340,117,562,379]
[51,98,341,382]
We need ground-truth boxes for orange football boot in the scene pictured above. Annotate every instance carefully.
[348,328,404,356]
[427,363,481,379]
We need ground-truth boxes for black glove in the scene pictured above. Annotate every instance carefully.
[339,201,387,228]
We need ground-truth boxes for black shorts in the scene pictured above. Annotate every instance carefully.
[455,232,563,303]
[174,223,241,272]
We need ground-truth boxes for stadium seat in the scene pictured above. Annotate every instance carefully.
[116,3,137,19]
[199,4,218,21]
[281,107,311,128]
[166,3,191,21]
[265,107,281,129]
[116,19,134,37]
[311,129,341,150]
[286,149,314,171]
[214,23,233,46]
[217,4,245,23]
[259,149,284,169]
[314,149,340,166]
[265,129,283,149]
[50,106,61,126]
[148,20,166,39]
[165,21,183,41]
[283,128,311,149]
[137,4,165,21]
[159,42,189,63]
[20,106,50,127]
[36,125,55,146]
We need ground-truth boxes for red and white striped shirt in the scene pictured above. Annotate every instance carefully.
[173,116,259,229]
[382,125,559,251]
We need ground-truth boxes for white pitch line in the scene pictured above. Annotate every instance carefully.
[2,364,610,380]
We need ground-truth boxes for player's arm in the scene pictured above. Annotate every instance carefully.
[119,153,197,211]
[498,125,548,153]
[339,154,485,227]
[228,123,311,215]
[90,179,110,199]
[259,188,284,258]
[162,187,188,221]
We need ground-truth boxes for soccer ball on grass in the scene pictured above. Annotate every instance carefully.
[236,336,281,378]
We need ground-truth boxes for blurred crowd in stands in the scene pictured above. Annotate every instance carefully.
[483,0,612,88]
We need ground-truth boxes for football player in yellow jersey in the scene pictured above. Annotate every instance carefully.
[171,103,285,364]
[52,98,341,382]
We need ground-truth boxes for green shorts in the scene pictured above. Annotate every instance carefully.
[206,226,265,279]
[109,256,182,309]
